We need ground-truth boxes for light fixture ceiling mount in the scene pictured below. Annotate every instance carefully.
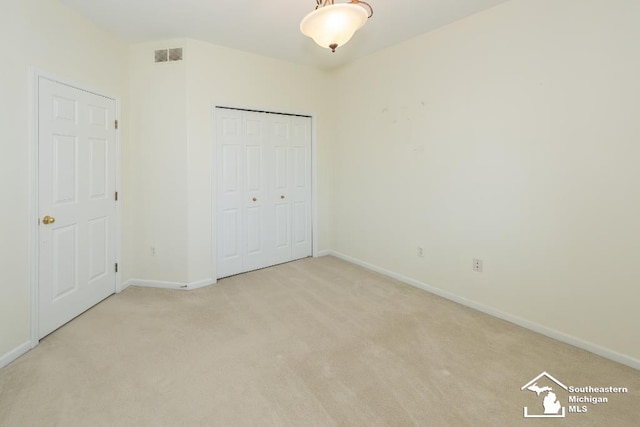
[300,0,374,53]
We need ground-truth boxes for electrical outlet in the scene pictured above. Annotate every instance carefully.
[151,247,156,256]
[473,258,483,272]
[417,247,424,257]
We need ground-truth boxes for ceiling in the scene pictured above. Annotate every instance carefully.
[60,0,511,69]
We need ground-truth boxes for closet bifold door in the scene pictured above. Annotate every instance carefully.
[216,108,312,279]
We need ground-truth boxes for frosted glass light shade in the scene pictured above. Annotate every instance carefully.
[300,4,368,51]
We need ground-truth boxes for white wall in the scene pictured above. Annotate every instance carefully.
[126,38,333,286]
[330,0,640,363]
[0,0,127,363]
[127,39,189,283]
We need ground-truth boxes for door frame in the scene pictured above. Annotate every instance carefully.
[212,104,319,279]
[28,68,122,348]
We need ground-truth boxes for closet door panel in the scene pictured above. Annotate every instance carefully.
[242,111,272,272]
[291,116,312,259]
[216,109,243,278]
[270,115,293,264]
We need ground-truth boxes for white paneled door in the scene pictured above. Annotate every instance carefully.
[216,108,312,278]
[243,111,271,272]
[38,77,117,338]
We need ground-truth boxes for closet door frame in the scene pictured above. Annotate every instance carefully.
[212,104,318,279]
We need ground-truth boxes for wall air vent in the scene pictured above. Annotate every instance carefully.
[154,49,168,63]
[169,48,183,61]
[154,48,184,63]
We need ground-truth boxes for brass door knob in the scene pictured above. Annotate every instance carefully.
[42,216,56,225]
[252,197,257,202]
[280,195,285,199]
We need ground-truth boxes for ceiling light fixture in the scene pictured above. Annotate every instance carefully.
[300,0,374,53]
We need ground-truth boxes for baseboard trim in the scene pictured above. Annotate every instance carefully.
[316,249,332,257]
[120,280,132,291]
[326,250,640,371]
[0,340,32,370]
[123,278,215,291]
[189,278,216,289]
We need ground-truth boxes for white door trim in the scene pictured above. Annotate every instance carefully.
[211,103,318,280]
[28,68,122,349]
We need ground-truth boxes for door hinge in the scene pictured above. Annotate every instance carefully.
[115,263,118,273]
[115,119,119,130]
[115,191,118,201]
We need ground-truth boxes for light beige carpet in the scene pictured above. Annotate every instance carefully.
[0,256,638,426]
